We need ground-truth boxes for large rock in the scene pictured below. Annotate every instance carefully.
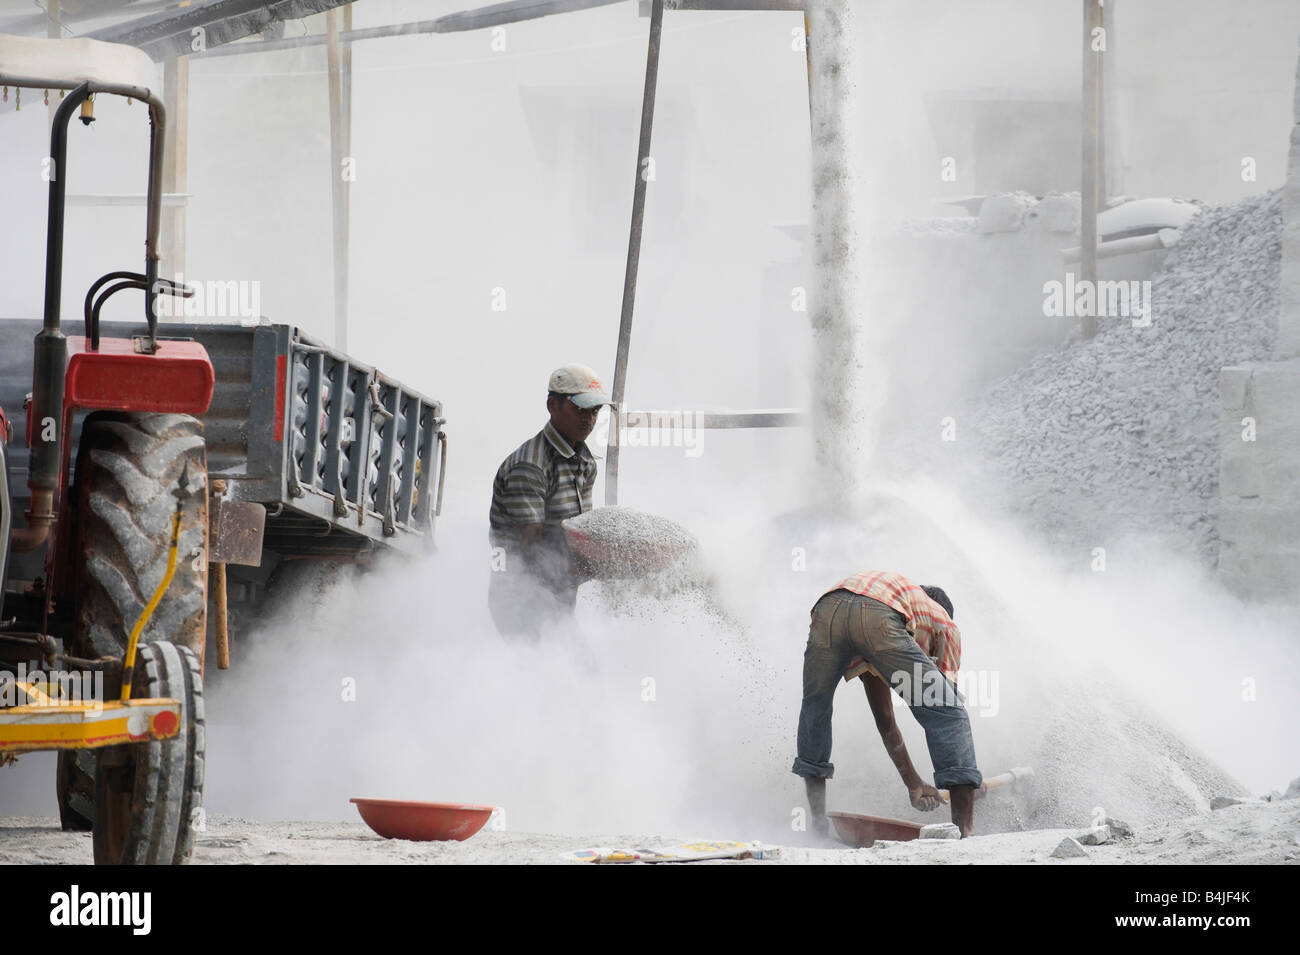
[919,823,962,840]
[1076,824,1112,845]
[1211,795,1262,809]
[1051,837,1089,859]
[1104,816,1135,839]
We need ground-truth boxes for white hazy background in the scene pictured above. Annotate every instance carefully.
[2,0,1298,835]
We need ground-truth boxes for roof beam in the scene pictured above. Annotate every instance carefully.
[88,0,351,61]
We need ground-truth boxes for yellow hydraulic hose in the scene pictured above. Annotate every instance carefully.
[119,506,183,702]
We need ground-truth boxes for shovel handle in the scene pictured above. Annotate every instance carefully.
[938,766,1033,803]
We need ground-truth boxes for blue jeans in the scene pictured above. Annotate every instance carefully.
[791,590,982,789]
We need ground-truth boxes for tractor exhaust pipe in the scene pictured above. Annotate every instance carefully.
[14,77,168,558]
[10,487,56,552]
[24,84,86,547]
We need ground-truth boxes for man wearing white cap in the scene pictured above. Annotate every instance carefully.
[488,364,613,637]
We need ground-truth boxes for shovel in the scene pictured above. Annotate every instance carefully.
[828,766,1034,847]
[938,765,1035,803]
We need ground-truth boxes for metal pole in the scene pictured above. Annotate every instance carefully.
[31,85,90,531]
[1081,0,1101,339]
[1102,0,1121,201]
[46,0,59,133]
[327,7,351,351]
[604,0,664,506]
[1097,0,1108,210]
[162,55,189,286]
[43,85,91,337]
[343,3,353,140]
[803,10,812,103]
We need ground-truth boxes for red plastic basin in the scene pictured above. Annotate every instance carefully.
[350,798,497,842]
[562,523,696,576]
[826,811,924,848]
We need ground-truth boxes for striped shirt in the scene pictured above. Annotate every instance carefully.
[489,421,597,548]
[829,571,962,684]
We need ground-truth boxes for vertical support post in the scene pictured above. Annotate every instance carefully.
[212,478,231,670]
[806,0,863,513]
[1096,1,1107,212]
[604,0,664,506]
[213,562,230,668]
[327,6,352,352]
[162,55,190,288]
[803,11,812,102]
[343,3,353,138]
[1081,0,1102,339]
[46,0,60,133]
[1101,0,1122,201]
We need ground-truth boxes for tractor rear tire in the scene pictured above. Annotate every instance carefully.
[73,411,209,659]
[92,641,205,865]
[55,411,209,832]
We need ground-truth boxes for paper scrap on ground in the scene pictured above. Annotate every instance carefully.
[567,840,779,863]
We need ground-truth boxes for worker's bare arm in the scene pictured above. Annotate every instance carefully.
[862,673,943,812]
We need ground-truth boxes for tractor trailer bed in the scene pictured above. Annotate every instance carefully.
[0,317,446,585]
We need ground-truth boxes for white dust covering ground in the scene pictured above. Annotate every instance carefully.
[3,798,1296,865]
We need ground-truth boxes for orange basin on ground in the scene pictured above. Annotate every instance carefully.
[562,525,694,573]
[826,811,925,847]
[350,798,497,842]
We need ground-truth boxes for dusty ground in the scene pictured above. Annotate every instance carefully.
[4,798,1296,865]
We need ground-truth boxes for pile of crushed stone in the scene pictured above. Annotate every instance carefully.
[968,189,1282,562]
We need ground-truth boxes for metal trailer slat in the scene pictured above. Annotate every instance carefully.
[397,398,420,526]
[350,369,373,516]
[376,381,401,535]
[323,357,349,514]
[302,349,324,493]
[414,403,437,527]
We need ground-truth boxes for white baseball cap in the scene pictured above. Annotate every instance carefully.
[549,364,613,409]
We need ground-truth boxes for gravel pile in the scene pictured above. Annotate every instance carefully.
[969,189,1282,562]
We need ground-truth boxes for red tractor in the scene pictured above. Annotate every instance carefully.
[0,34,211,864]
[0,33,444,864]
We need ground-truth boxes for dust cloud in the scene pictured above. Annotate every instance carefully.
[3,1,1298,836]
